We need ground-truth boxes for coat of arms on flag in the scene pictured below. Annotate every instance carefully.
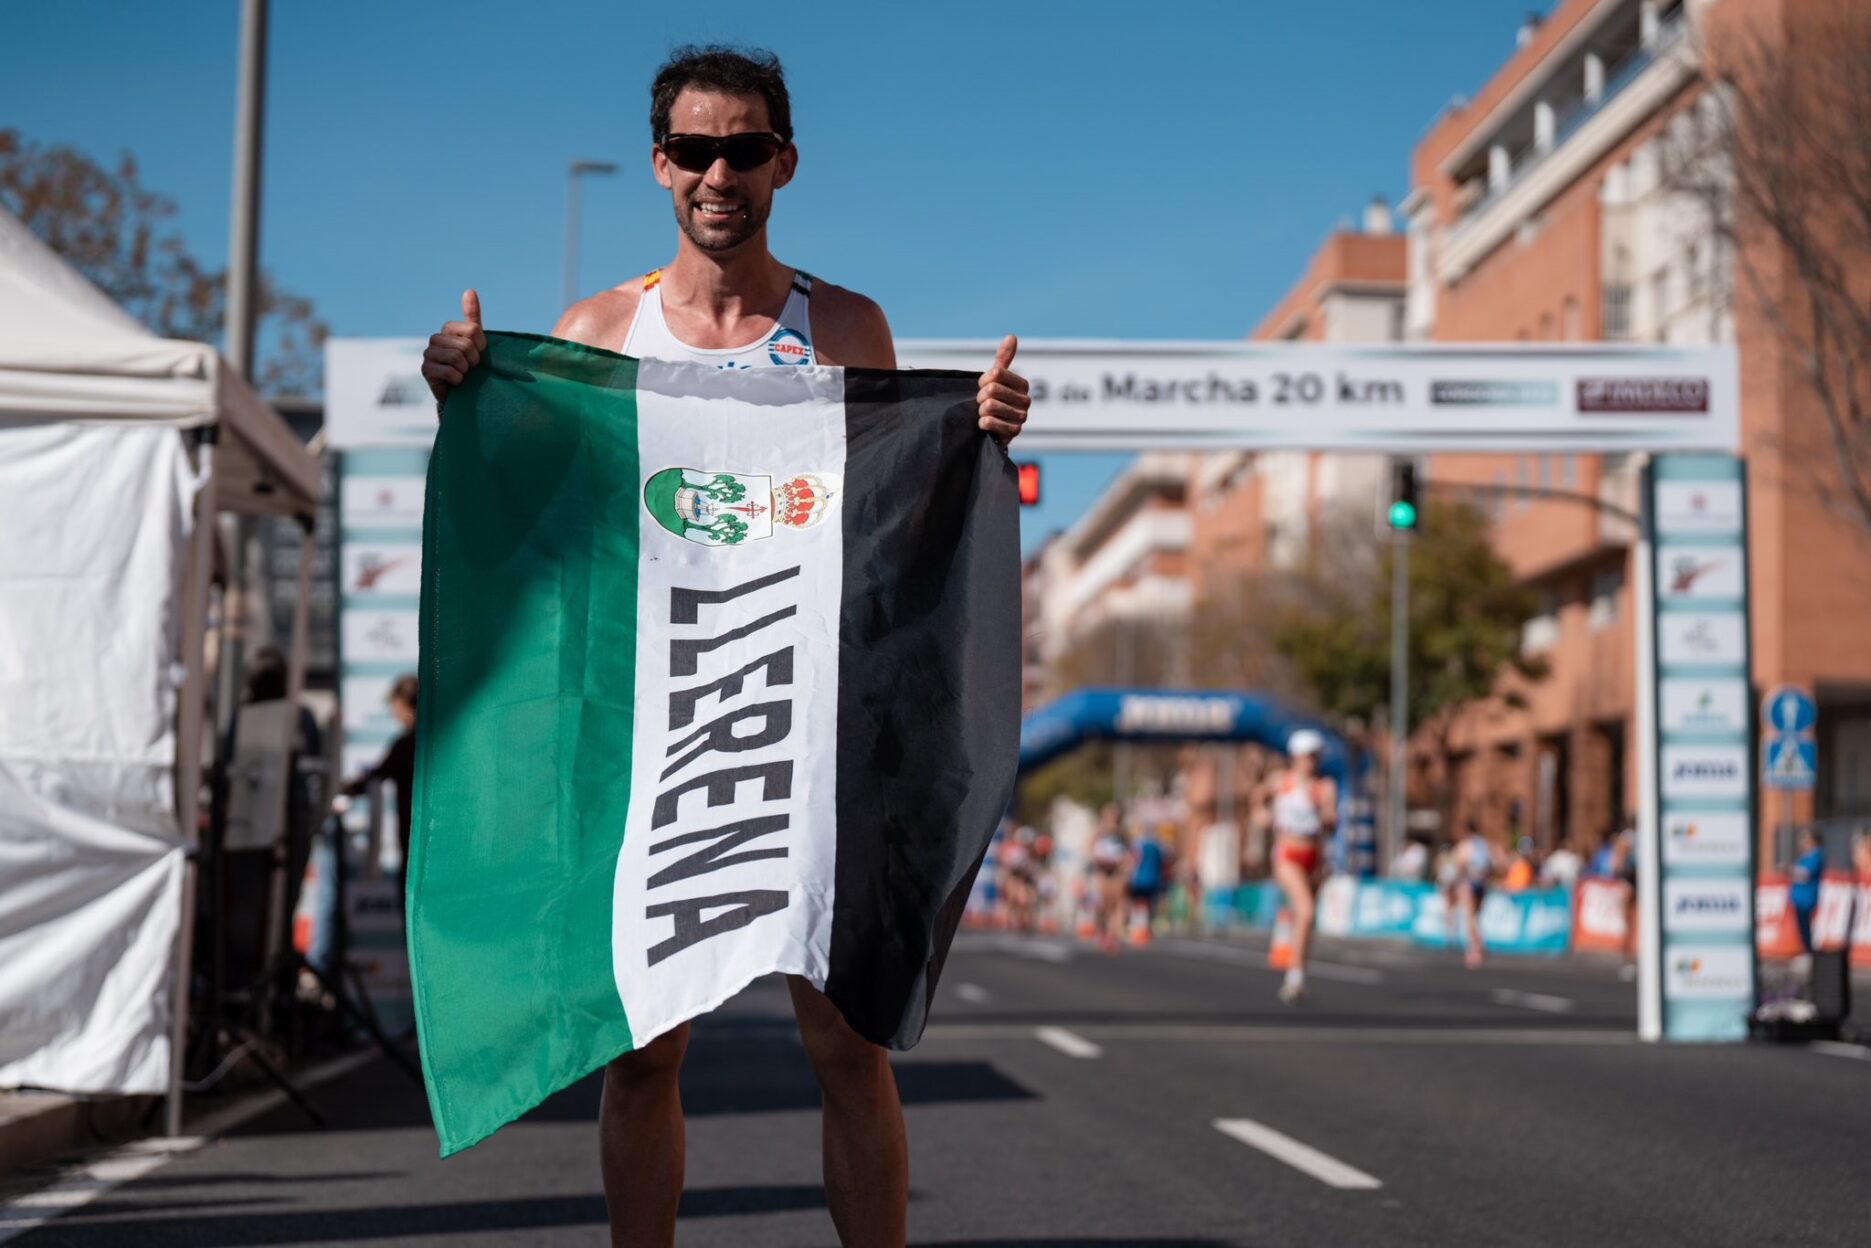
[641,467,837,545]
[410,331,1020,1156]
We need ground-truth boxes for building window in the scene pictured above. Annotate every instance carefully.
[1686,241,1705,304]
[1603,283,1632,340]
[1651,267,1671,339]
[1515,458,1531,510]
[1562,296,1580,341]
[1491,470,1508,522]
[1539,311,1555,340]
[1538,454,1553,491]
[1588,567,1624,632]
[1522,593,1560,654]
[1562,454,1577,488]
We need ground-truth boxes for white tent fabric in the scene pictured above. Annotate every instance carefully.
[0,423,194,1093]
[0,207,316,516]
[0,205,317,1097]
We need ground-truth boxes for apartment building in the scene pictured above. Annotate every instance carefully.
[1406,0,1871,855]
[1180,211,1407,835]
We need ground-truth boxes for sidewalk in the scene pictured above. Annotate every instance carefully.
[0,1091,155,1178]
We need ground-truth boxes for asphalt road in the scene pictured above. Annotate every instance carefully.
[5,930,1868,1247]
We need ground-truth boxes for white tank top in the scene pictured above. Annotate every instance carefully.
[620,267,816,369]
[1272,775,1325,840]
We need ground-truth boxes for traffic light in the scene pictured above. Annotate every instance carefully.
[1387,461,1419,531]
[1016,461,1041,507]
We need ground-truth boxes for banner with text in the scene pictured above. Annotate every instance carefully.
[900,341,1739,452]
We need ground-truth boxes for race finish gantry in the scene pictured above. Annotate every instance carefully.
[902,338,1749,1045]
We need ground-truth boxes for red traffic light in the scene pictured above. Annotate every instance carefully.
[1016,461,1041,507]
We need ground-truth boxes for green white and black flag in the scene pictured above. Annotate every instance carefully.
[410,332,1020,1156]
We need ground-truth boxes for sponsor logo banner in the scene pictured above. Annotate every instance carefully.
[1429,380,1558,406]
[1578,377,1710,413]
[1664,944,1753,1000]
[341,673,406,736]
[891,340,1739,452]
[1659,612,1746,667]
[1655,480,1743,536]
[1656,547,1743,602]
[1661,743,1751,801]
[1661,812,1750,868]
[341,609,421,664]
[1663,877,1752,934]
[1660,679,1749,734]
[341,476,427,529]
[342,542,423,597]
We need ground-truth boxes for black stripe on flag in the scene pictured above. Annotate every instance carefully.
[826,369,1023,1048]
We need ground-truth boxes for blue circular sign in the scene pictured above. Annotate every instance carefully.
[1764,685,1816,735]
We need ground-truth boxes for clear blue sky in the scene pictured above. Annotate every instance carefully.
[4,0,1541,552]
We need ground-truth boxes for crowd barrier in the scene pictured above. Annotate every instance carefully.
[1206,878,1569,956]
[1206,873,1870,966]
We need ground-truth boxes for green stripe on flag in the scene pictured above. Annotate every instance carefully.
[411,333,642,1156]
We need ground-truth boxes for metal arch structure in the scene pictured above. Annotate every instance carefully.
[1018,687,1357,783]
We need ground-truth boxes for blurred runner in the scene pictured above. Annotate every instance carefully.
[1262,730,1335,1004]
[1127,826,1167,942]
[1789,828,1824,952]
[1454,820,1499,970]
[1089,814,1132,954]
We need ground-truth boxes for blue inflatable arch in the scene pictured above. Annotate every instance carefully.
[1019,687,1357,785]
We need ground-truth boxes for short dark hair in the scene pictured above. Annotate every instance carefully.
[650,45,792,142]
[245,645,288,703]
[391,674,419,712]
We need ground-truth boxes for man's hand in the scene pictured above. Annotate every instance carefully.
[422,289,487,413]
[977,334,1030,447]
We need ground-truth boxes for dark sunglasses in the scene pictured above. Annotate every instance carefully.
[658,132,786,173]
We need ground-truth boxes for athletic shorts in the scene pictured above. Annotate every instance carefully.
[1276,840,1321,873]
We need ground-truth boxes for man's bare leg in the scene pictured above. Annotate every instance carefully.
[787,977,908,1248]
[599,1023,690,1248]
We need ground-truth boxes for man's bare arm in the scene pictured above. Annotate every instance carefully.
[810,281,896,369]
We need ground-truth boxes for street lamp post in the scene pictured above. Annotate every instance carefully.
[562,160,618,311]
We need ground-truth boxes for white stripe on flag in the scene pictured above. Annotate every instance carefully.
[612,361,848,1045]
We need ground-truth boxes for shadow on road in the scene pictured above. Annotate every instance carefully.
[13,1185,828,1246]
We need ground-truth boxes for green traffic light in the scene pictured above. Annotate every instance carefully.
[1388,500,1417,530]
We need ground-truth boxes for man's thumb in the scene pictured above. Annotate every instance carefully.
[993,333,1017,370]
[462,288,483,326]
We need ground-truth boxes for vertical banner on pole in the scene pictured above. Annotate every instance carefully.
[1644,455,1758,1041]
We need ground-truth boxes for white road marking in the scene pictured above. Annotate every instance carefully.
[1213,1117,1382,1189]
[1490,989,1575,1014]
[0,1048,379,1242]
[1034,1026,1103,1059]
[928,1023,1632,1046]
[1809,1040,1871,1062]
[955,983,992,1004]
[1150,938,1383,984]
[953,934,1074,964]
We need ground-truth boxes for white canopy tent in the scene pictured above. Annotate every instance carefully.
[0,206,319,1124]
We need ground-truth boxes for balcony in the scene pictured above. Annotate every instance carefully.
[1437,14,1693,283]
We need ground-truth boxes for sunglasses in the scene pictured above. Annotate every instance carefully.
[658,132,787,174]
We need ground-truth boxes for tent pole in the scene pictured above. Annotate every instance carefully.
[166,435,220,1138]
[256,520,316,1034]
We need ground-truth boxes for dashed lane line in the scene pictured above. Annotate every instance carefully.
[1213,1117,1382,1189]
[1149,938,1383,984]
[1034,1026,1104,1059]
[1809,1040,1871,1062]
[925,1023,1632,1046]
[1490,988,1576,1014]
[954,983,992,1004]
[0,1048,379,1243]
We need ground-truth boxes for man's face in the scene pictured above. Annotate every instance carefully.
[653,88,796,254]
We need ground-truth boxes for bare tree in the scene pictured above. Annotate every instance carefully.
[1659,9,1871,542]
[0,128,326,396]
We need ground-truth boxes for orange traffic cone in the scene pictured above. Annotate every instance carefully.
[1269,907,1295,970]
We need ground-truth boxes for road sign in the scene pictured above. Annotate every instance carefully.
[1763,735,1816,791]
[1763,685,1816,735]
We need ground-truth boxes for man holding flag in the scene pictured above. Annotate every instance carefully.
[419,44,1028,1248]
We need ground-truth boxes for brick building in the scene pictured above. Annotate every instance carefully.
[1404,0,1871,858]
